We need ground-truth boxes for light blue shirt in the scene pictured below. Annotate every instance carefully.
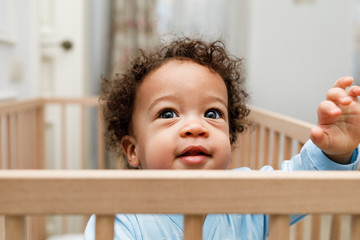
[84,140,359,240]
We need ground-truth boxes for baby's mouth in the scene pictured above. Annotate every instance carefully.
[179,145,209,156]
[178,145,210,165]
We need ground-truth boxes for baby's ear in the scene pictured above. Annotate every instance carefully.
[121,135,140,168]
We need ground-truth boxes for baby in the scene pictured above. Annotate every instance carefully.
[85,37,360,239]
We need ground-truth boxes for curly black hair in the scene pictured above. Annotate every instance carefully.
[100,37,250,168]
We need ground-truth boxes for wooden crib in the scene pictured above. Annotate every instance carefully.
[0,97,359,240]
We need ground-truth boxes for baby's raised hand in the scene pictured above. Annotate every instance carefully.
[310,77,360,163]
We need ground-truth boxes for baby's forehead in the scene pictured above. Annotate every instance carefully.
[135,59,228,105]
[144,59,222,82]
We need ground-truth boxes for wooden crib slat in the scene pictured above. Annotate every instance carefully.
[15,113,20,168]
[293,220,304,240]
[26,111,32,169]
[0,216,4,240]
[20,112,26,168]
[95,215,114,240]
[36,105,45,169]
[183,214,204,240]
[254,124,261,169]
[61,104,67,169]
[263,127,270,165]
[283,136,292,160]
[239,131,249,167]
[27,216,46,240]
[244,131,251,168]
[7,115,13,169]
[272,131,280,169]
[81,105,86,169]
[268,214,289,240]
[330,214,342,240]
[22,112,27,168]
[23,111,29,168]
[23,111,29,169]
[29,110,36,169]
[5,215,25,240]
[310,214,321,240]
[238,132,246,167]
[12,113,21,169]
[351,215,360,240]
[97,107,105,169]
[230,135,241,169]
[19,112,26,169]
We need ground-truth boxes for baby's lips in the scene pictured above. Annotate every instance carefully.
[179,145,209,157]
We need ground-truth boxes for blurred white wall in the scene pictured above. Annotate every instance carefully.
[246,0,355,123]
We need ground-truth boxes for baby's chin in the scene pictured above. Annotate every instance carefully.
[169,159,228,170]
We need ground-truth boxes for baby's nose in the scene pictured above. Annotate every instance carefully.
[180,120,209,138]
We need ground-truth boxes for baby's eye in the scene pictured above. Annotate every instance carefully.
[204,109,222,119]
[159,109,179,119]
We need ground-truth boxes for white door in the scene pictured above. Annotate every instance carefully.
[38,0,87,97]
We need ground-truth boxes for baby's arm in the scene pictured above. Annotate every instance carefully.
[310,77,360,164]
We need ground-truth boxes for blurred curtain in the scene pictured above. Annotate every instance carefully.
[110,0,157,75]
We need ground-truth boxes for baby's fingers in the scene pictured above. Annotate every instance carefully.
[326,87,352,106]
[347,85,360,99]
[334,76,354,89]
[318,100,341,119]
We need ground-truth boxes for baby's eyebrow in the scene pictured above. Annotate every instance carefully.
[210,96,228,108]
[148,95,182,111]
[148,94,228,112]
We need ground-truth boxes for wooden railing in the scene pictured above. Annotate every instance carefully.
[0,99,45,169]
[0,97,105,171]
[43,97,105,169]
[231,106,315,170]
[1,170,360,240]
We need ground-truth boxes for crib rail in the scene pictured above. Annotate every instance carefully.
[1,170,360,240]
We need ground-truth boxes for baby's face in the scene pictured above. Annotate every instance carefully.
[122,60,231,169]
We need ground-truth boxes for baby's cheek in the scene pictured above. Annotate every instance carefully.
[215,134,232,169]
[144,138,174,169]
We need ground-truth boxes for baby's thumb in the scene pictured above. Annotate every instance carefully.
[310,126,328,150]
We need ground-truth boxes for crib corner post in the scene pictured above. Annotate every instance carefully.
[5,215,26,240]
